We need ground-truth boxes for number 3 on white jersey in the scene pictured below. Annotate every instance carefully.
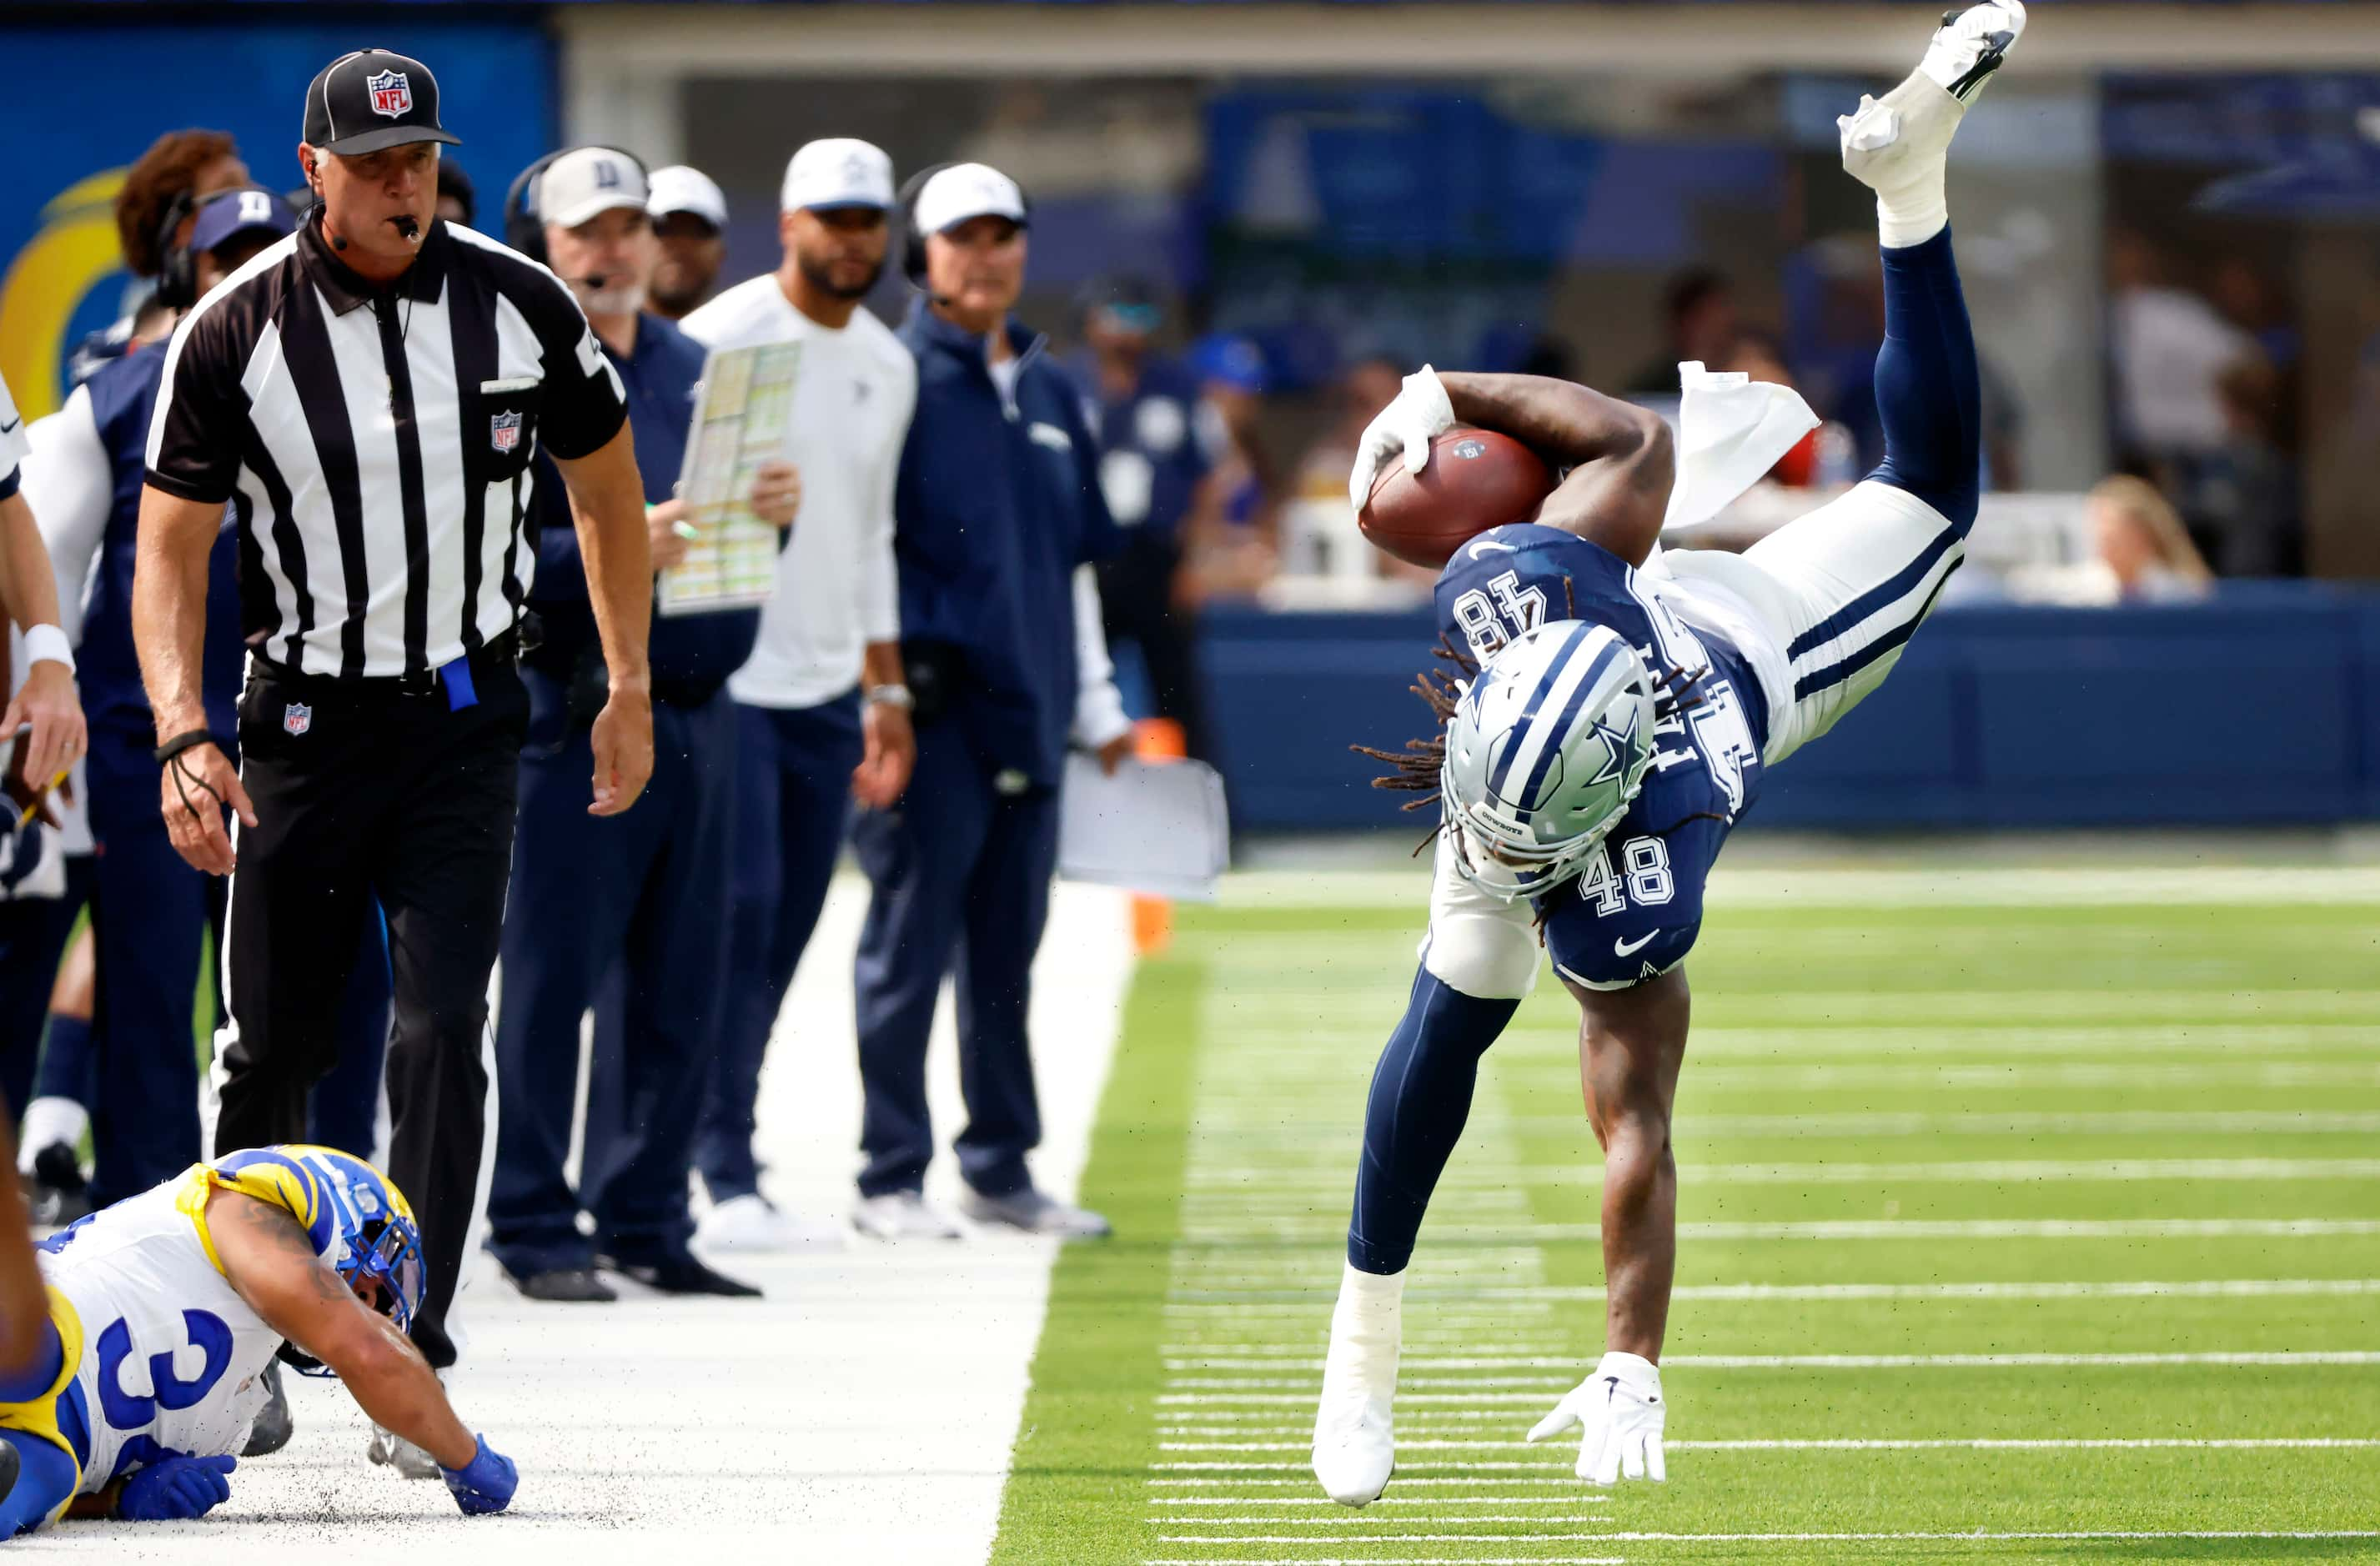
[1452,570,1549,662]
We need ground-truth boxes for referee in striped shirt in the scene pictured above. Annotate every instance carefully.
[132,49,655,1423]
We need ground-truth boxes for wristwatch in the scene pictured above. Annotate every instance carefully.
[866,684,915,711]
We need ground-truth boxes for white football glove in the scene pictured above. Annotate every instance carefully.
[1346,365,1456,512]
[1527,1351,1667,1484]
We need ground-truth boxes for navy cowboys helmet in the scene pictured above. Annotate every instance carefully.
[1441,620,1659,901]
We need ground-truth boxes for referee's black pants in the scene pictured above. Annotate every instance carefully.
[215,654,528,1372]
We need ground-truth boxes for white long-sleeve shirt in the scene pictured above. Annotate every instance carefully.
[681,276,916,710]
[8,391,103,858]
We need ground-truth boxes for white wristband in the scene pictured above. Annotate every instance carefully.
[20,623,73,675]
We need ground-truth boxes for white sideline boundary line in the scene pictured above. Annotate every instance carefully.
[1187,1158,2380,1186]
[1215,864,2380,907]
[1171,1278,2380,1305]
[1162,1352,2380,1377]
[1185,1218,2380,1243]
[1157,1438,2380,1453]
[1146,1558,1626,1565]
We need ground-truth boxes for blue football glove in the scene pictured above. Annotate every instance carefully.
[442,1434,517,1517]
[118,1453,237,1521]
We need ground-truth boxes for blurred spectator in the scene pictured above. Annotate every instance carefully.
[647,164,729,320]
[1077,276,1219,761]
[2210,257,2299,374]
[67,129,249,386]
[2106,229,2252,459]
[113,129,249,280]
[2192,354,2300,576]
[2091,476,2214,601]
[1624,269,1738,394]
[1290,356,1433,589]
[1181,334,1280,602]
[1722,329,1860,491]
[436,159,477,229]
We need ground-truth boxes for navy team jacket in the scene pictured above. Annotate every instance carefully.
[893,300,1122,788]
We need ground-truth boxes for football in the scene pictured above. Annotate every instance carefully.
[1358,427,1556,568]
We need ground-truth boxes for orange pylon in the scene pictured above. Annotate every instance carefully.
[1131,717,1187,956]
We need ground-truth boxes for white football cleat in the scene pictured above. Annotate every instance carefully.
[1840,2,2026,183]
[1312,1263,1403,1507]
[1920,1,2027,106]
[698,1192,850,1253]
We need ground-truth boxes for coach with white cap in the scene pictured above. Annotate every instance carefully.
[647,164,729,320]
[843,161,1130,1241]
[487,145,795,1302]
[679,138,915,1251]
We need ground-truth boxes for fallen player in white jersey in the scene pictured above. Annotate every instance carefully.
[1313,0,2026,1504]
[0,1144,516,1533]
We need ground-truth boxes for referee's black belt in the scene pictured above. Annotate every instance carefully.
[249,630,520,702]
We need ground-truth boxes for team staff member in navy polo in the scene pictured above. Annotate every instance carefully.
[23,188,393,1220]
[134,53,655,1472]
[852,163,1132,1242]
[487,147,796,1302]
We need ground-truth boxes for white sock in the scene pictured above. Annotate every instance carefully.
[1338,1262,1406,1313]
[18,1096,88,1170]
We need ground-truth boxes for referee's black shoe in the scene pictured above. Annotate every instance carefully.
[598,1249,761,1298]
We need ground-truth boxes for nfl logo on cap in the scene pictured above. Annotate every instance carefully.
[284,702,313,736]
[367,69,412,119]
[491,411,521,454]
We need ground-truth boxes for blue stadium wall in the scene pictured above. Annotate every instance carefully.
[1203,587,2380,831]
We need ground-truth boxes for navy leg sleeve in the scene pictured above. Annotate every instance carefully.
[1866,228,1983,536]
[1346,967,1519,1276]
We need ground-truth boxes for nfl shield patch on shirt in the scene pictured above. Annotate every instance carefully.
[491,411,522,454]
[284,702,313,736]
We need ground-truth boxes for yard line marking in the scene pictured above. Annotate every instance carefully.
[1157,1515,1619,1525]
[1151,1496,1611,1507]
[1159,1437,2380,1453]
[1162,1352,2380,1377]
[1581,1533,2380,1543]
[1144,1558,1625,1565]
[1185,1218,2380,1243]
[1157,1536,1622,1546]
[1201,1157,2380,1186]
[1213,864,2380,906]
[1148,1478,1585,1488]
[1170,1278,2380,1305]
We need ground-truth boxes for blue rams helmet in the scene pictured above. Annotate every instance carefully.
[1440,620,1659,901]
[208,1145,427,1367]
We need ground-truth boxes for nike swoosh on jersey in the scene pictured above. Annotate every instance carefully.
[1467,539,1518,560]
[1614,931,1659,956]
[0,417,20,434]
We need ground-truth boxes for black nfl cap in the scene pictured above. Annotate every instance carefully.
[303,49,462,156]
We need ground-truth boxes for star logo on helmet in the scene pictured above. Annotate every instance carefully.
[1586,703,1639,787]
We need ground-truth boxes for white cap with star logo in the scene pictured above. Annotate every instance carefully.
[781,138,895,214]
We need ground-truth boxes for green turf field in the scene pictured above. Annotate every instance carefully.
[990,868,2380,1566]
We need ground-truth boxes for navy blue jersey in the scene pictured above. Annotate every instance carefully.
[1434,525,1770,988]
